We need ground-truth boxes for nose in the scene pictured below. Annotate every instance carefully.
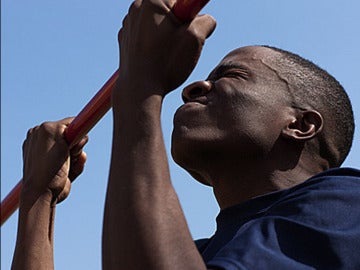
[182,81,212,103]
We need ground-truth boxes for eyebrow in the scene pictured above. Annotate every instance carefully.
[208,63,251,80]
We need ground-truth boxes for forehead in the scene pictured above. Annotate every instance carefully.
[211,46,280,76]
[224,46,277,63]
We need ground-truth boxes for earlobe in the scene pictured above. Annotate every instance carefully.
[282,110,323,141]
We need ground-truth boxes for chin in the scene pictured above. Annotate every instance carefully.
[171,140,212,187]
[187,169,212,186]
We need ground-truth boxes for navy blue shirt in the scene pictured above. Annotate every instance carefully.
[196,168,360,270]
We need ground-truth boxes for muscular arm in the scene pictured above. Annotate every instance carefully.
[103,87,206,269]
[11,119,87,270]
[102,1,216,269]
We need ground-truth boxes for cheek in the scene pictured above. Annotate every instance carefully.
[215,93,257,134]
[219,99,284,149]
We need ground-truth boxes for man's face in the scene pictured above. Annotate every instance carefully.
[171,46,293,183]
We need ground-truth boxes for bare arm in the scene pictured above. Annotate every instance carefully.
[102,0,216,269]
[11,118,87,270]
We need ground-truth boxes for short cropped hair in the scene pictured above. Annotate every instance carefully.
[263,46,354,167]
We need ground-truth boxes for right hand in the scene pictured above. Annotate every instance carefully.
[116,0,216,98]
[21,118,88,205]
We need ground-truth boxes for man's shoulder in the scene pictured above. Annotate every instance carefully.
[268,167,360,224]
[309,167,360,180]
[288,167,360,195]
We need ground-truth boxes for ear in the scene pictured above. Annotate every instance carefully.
[282,110,323,141]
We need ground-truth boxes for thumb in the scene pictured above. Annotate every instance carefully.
[69,151,87,182]
[56,179,72,204]
[189,14,217,40]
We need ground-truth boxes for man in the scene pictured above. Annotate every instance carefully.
[12,0,360,269]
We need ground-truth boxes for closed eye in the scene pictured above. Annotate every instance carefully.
[223,69,249,79]
[208,64,250,81]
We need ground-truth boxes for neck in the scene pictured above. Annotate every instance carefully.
[210,165,277,210]
[207,158,325,210]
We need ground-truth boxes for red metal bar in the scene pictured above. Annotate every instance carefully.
[64,70,118,147]
[1,0,210,226]
[1,182,22,226]
[172,0,210,22]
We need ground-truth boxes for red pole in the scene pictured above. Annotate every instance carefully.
[1,0,210,226]
[1,182,23,226]
[172,0,210,22]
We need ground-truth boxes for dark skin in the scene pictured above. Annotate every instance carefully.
[12,118,88,270]
[12,0,329,269]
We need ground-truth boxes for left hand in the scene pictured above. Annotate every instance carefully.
[21,118,88,205]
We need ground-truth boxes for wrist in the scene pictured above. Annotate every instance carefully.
[113,73,165,100]
[19,181,54,208]
[112,79,164,118]
[14,183,56,270]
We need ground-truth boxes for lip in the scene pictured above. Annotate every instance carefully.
[192,96,208,105]
[178,101,206,110]
[175,95,210,115]
[174,102,205,119]
[173,100,209,125]
[183,95,209,106]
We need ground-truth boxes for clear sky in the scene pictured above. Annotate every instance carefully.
[2,1,359,269]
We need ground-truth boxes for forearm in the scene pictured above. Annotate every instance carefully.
[102,89,206,270]
[12,190,55,270]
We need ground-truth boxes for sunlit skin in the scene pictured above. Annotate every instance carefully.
[172,46,326,209]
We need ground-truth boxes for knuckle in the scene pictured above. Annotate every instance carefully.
[38,121,62,138]
[26,127,34,139]
[39,122,53,133]
[22,140,27,152]
[121,14,128,27]
[118,28,124,43]
[129,0,142,13]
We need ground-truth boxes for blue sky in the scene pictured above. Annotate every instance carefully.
[2,1,359,269]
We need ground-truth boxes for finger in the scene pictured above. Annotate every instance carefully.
[69,151,87,182]
[23,128,33,158]
[26,127,35,139]
[145,0,176,11]
[57,117,76,134]
[126,0,142,22]
[70,135,89,152]
[118,27,124,43]
[124,0,142,29]
[121,14,128,29]
[189,14,217,40]
[129,0,142,12]
[58,117,76,126]
[70,135,89,157]
[56,180,72,204]
[23,125,38,161]
[22,136,30,162]
[119,0,142,45]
